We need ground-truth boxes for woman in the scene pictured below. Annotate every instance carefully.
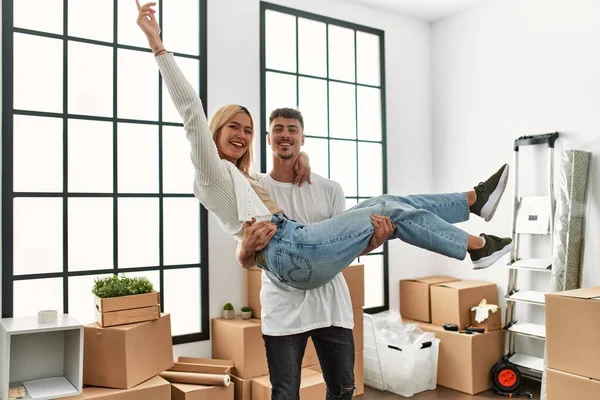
[136,1,513,290]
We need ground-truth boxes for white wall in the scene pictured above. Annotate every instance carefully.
[174,0,432,357]
[431,0,600,356]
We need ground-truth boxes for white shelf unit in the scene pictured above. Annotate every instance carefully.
[0,315,83,400]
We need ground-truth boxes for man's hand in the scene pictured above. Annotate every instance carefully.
[360,215,395,255]
[236,218,277,269]
[293,152,312,187]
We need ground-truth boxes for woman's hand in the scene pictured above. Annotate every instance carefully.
[136,0,162,52]
[293,151,312,187]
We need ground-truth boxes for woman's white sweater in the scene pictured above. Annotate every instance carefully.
[155,53,272,241]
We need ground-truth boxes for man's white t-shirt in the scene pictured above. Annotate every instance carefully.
[258,172,354,336]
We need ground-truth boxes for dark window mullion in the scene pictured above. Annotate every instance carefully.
[62,0,70,314]
[353,29,359,205]
[157,0,165,313]
[2,0,15,319]
[325,23,331,179]
[112,0,119,275]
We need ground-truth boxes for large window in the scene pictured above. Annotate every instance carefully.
[260,2,388,312]
[2,0,209,344]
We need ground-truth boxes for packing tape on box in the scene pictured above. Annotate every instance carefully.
[38,310,58,323]
[159,371,231,387]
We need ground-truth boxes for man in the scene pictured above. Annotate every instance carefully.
[237,108,393,400]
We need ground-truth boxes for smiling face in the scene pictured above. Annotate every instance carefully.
[268,117,304,160]
[216,112,254,164]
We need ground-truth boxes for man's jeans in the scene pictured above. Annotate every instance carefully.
[263,326,355,400]
[256,192,470,290]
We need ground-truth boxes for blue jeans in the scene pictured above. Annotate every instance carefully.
[256,193,470,289]
[264,326,355,400]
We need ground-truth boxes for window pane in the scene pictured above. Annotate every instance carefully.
[118,198,159,268]
[68,42,113,117]
[358,142,383,197]
[328,25,355,82]
[68,198,113,272]
[265,72,297,126]
[164,268,201,336]
[122,270,161,296]
[330,140,357,196]
[68,0,113,42]
[357,87,382,142]
[69,274,113,325]
[118,0,161,48]
[68,119,113,193]
[14,278,63,318]
[345,198,358,211]
[329,82,356,139]
[164,198,200,265]
[298,18,326,77]
[356,32,381,86]
[14,198,63,275]
[302,137,329,178]
[265,10,296,73]
[299,78,327,137]
[13,115,63,192]
[14,0,63,34]
[163,0,200,56]
[117,49,158,121]
[361,254,384,308]
[14,34,62,113]
[162,126,194,194]
[117,123,159,193]
[162,57,200,123]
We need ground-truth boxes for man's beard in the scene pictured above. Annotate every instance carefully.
[276,151,294,160]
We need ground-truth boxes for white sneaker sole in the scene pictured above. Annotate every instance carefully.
[480,165,509,222]
[472,241,514,270]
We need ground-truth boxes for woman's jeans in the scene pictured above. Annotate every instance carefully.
[255,192,470,290]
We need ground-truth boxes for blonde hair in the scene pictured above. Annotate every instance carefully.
[209,104,255,175]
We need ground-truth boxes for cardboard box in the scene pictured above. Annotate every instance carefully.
[546,368,600,400]
[61,376,171,399]
[252,368,325,400]
[408,320,504,395]
[430,280,498,329]
[399,276,460,322]
[353,308,364,352]
[470,308,502,331]
[83,314,174,389]
[95,292,161,327]
[343,265,365,309]
[546,287,600,380]
[171,383,234,400]
[247,270,262,319]
[308,351,364,397]
[230,375,252,400]
[211,317,317,379]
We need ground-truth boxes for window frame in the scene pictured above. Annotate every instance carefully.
[1,0,210,344]
[259,1,389,314]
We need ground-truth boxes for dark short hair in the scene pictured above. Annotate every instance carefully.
[269,108,304,129]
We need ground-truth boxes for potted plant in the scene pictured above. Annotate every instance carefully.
[222,303,235,319]
[92,275,160,327]
[241,306,253,319]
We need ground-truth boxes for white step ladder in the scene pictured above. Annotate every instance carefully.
[504,132,559,380]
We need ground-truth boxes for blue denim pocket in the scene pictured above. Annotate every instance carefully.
[276,247,313,284]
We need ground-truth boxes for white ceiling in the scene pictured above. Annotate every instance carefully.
[344,0,484,21]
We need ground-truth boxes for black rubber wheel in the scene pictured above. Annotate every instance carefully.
[491,359,522,394]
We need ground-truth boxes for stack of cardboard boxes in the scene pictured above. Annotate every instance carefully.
[399,277,505,395]
[545,287,600,399]
[231,264,365,399]
[63,292,236,400]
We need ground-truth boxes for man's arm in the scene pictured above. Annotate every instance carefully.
[236,219,277,269]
